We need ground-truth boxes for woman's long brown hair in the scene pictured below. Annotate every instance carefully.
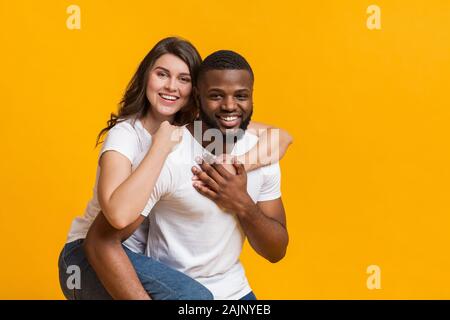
[96,37,202,146]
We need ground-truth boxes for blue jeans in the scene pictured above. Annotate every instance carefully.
[240,291,257,300]
[58,239,213,300]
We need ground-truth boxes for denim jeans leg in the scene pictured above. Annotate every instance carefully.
[58,239,112,300]
[123,246,213,300]
[240,291,257,300]
[59,239,213,300]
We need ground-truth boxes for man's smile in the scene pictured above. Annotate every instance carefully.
[216,113,242,128]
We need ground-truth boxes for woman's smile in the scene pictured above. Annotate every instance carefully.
[158,93,180,105]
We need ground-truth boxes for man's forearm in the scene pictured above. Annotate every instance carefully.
[83,239,150,300]
[236,202,288,263]
[84,212,150,300]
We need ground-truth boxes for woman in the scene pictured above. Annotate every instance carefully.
[58,37,293,300]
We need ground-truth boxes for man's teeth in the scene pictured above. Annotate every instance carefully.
[161,94,178,101]
[220,116,238,121]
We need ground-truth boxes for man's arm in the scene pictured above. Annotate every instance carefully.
[83,211,151,299]
[192,159,288,263]
[237,198,288,263]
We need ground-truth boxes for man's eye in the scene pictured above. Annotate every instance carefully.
[236,95,248,100]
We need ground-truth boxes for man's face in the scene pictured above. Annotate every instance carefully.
[196,69,253,137]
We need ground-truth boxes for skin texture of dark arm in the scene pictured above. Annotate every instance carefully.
[237,198,288,263]
[83,211,151,300]
[192,159,289,263]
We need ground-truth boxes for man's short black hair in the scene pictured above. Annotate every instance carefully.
[197,50,254,83]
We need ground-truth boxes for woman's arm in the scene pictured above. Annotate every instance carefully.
[84,212,150,299]
[237,121,293,172]
[98,121,181,230]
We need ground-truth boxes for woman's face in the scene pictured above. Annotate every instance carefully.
[146,53,192,119]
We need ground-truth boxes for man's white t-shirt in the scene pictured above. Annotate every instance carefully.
[133,127,282,300]
[66,118,282,300]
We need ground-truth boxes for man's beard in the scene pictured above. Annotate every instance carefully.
[199,106,253,142]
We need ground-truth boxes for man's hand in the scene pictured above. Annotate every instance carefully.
[191,157,253,214]
[191,156,289,263]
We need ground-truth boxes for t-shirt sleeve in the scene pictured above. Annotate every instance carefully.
[138,166,173,217]
[257,162,282,202]
[100,122,139,164]
[99,120,167,217]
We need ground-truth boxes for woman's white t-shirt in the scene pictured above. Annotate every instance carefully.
[66,118,152,253]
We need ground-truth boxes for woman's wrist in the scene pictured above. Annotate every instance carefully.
[151,139,175,155]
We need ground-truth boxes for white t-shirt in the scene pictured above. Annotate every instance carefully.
[135,127,282,300]
[66,118,152,253]
[66,119,282,300]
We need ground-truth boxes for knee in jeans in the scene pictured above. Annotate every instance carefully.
[196,287,214,300]
[190,287,214,300]
[179,283,214,300]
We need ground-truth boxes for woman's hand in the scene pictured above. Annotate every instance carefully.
[152,121,183,152]
[213,154,237,175]
[192,154,236,187]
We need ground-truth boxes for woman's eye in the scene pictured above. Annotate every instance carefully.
[209,94,221,100]
[157,72,168,78]
[179,77,191,83]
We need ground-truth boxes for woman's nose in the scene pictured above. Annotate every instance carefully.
[164,77,177,92]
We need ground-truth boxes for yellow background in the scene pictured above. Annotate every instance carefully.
[1,0,450,299]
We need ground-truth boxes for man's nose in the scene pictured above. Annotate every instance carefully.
[221,96,237,112]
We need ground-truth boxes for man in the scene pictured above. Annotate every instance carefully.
[84,50,289,300]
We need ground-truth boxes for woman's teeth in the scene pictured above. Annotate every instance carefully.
[160,94,178,101]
